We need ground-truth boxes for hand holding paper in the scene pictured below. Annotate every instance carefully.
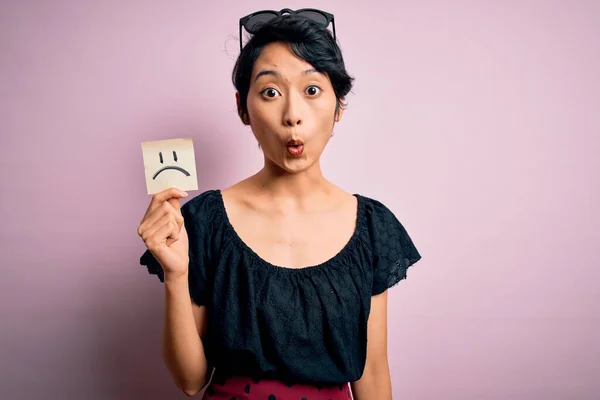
[137,187,190,279]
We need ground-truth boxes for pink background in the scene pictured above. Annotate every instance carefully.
[1,1,599,399]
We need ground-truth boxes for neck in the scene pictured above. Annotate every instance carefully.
[253,160,331,204]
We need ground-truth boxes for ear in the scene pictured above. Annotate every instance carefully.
[235,92,250,125]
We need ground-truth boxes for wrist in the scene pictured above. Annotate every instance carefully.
[163,270,188,284]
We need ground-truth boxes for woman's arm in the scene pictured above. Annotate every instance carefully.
[162,273,210,396]
[350,291,392,400]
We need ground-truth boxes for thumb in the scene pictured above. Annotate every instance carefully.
[168,197,182,210]
[167,190,188,210]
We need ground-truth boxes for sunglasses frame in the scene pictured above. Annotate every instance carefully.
[239,8,336,51]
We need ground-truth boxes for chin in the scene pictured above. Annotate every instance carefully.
[271,155,314,174]
[282,162,311,174]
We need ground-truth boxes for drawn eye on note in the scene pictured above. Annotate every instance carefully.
[141,138,198,195]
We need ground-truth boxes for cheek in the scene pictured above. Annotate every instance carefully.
[247,97,275,125]
[247,99,280,143]
[313,97,337,125]
[316,90,337,112]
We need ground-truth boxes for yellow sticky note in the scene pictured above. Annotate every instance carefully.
[141,138,199,195]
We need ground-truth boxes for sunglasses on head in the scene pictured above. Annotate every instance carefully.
[239,8,336,51]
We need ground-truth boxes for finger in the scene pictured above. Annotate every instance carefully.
[145,188,188,217]
[139,202,170,236]
[139,201,182,237]
[167,197,182,211]
[167,198,185,233]
[153,187,188,205]
[146,222,180,252]
[142,213,180,249]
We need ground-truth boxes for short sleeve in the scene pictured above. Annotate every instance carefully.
[366,199,422,296]
[139,191,216,306]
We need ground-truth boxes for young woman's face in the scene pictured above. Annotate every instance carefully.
[239,41,343,174]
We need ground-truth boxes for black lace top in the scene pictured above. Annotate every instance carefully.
[140,189,422,385]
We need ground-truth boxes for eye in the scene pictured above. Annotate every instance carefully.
[261,88,281,98]
[306,85,321,96]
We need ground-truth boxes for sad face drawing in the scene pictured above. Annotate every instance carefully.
[141,138,198,194]
[153,150,190,179]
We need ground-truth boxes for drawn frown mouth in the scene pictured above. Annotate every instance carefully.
[152,166,191,180]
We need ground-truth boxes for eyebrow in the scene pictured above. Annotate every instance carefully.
[254,68,319,82]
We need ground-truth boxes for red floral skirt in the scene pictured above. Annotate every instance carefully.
[202,373,352,400]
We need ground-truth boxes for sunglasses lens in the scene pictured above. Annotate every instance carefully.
[245,12,279,32]
[296,10,329,27]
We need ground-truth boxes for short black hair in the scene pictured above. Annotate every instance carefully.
[232,15,354,119]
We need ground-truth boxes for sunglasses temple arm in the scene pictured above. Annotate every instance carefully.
[332,18,337,42]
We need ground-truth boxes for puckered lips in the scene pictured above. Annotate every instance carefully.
[286,139,304,157]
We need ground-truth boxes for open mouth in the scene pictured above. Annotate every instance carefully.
[286,139,304,157]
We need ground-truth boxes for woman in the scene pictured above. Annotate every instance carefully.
[138,9,422,400]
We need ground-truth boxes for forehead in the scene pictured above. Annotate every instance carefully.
[251,42,316,79]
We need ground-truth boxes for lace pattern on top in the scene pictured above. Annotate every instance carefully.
[139,189,422,384]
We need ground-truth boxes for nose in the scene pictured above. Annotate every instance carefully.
[282,93,303,127]
[284,116,302,127]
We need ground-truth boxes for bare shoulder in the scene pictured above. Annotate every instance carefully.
[220,178,257,214]
[221,178,251,198]
[326,183,357,210]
